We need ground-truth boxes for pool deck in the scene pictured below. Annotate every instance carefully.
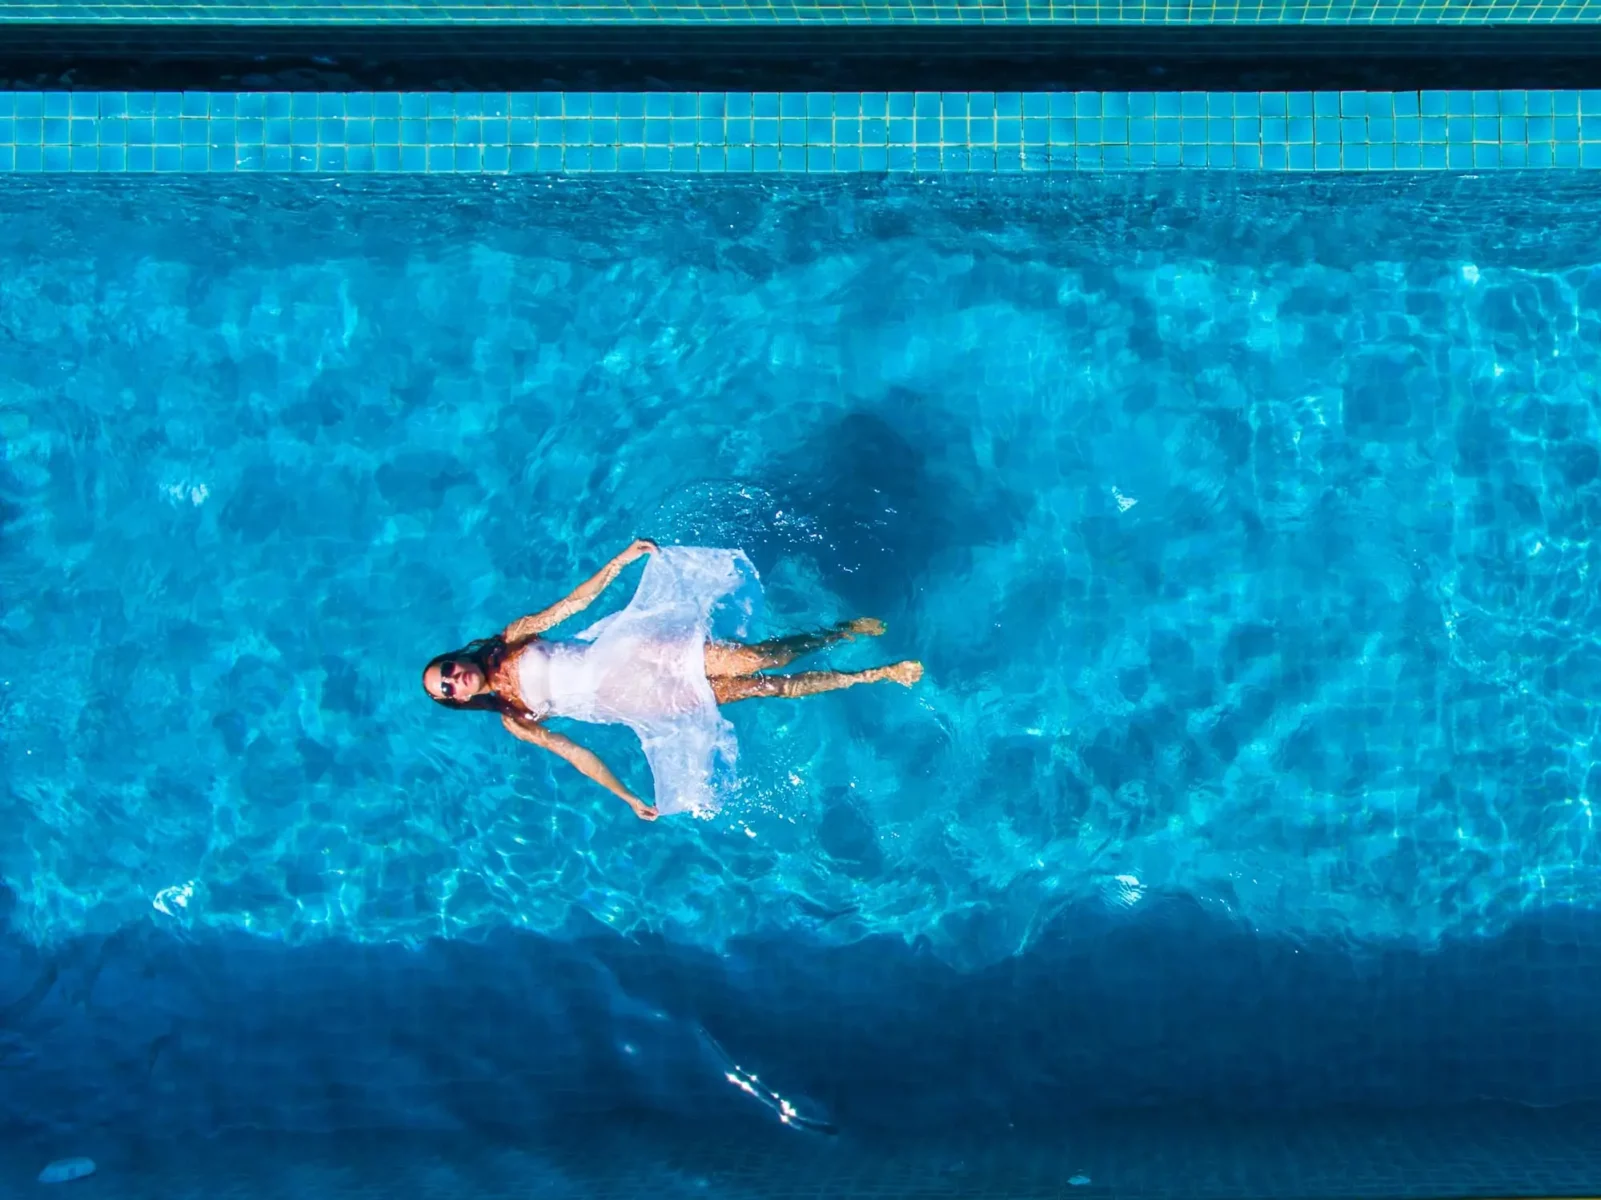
[3,0,1599,21]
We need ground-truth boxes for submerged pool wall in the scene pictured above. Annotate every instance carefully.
[10,893,1601,1195]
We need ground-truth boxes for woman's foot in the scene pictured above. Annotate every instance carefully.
[839,617,887,639]
[883,660,923,686]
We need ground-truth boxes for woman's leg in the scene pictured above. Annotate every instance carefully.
[703,618,885,678]
[711,660,922,705]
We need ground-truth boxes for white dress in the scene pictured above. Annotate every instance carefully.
[515,546,761,817]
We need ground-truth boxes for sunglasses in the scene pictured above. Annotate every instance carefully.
[437,660,463,699]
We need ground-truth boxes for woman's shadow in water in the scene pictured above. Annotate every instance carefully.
[752,398,1029,620]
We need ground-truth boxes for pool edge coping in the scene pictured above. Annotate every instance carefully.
[2,88,1598,171]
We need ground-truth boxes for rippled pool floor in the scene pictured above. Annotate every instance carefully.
[4,174,1600,964]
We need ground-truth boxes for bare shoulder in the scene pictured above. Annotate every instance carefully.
[488,639,533,695]
[503,610,553,642]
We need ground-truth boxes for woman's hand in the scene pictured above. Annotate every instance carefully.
[629,798,660,821]
[507,541,659,640]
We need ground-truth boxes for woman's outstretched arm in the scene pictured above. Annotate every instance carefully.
[502,539,656,643]
[500,712,658,821]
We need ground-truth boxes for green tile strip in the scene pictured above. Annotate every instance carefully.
[4,91,1600,170]
[5,0,1601,19]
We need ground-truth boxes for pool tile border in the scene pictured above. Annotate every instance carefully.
[5,90,1601,171]
[8,1,1601,21]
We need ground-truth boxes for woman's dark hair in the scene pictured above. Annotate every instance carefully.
[423,636,513,713]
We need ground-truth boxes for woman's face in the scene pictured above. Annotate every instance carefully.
[424,658,485,704]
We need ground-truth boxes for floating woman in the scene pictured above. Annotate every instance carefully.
[422,541,922,821]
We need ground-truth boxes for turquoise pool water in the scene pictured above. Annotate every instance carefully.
[4,175,1601,970]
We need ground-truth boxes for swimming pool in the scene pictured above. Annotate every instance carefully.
[6,171,1599,953]
[6,174,1601,1165]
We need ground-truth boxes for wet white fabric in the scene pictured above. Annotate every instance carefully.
[516,546,760,817]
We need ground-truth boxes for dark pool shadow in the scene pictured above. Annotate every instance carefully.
[752,400,1028,617]
[7,894,1601,1144]
[596,895,1601,1136]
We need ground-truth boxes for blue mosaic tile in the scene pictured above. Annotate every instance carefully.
[8,1102,1601,1200]
[0,90,1595,172]
[4,0,1601,19]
